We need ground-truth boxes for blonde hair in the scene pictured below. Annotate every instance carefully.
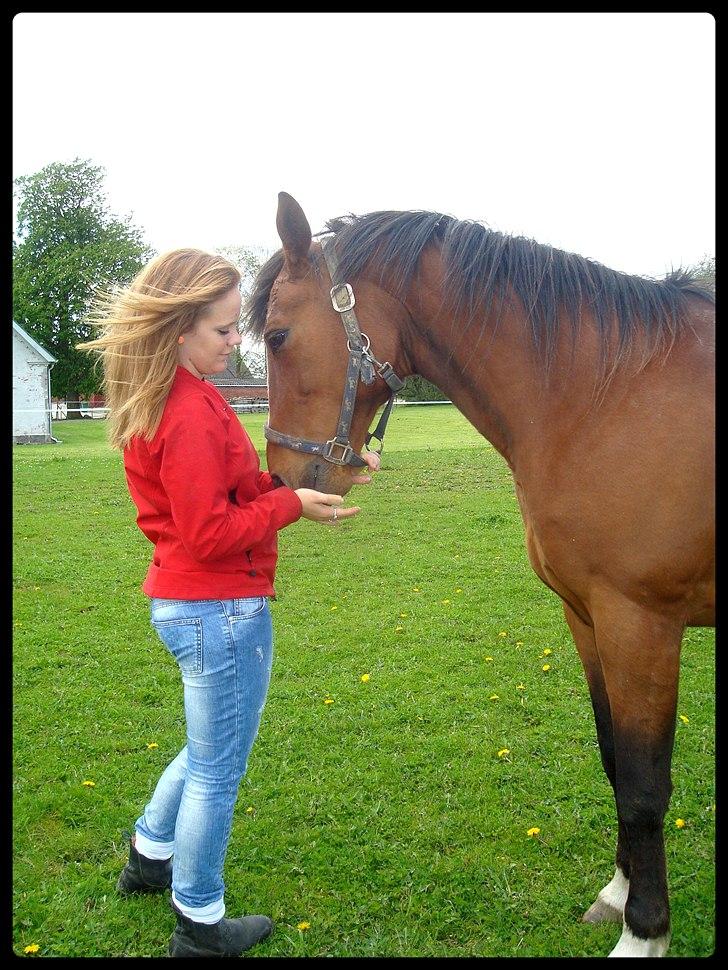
[78,249,241,450]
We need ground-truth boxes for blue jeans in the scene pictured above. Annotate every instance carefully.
[134,596,273,914]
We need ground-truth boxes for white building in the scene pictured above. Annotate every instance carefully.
[13,321,58,444]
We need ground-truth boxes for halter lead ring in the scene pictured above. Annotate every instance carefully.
[264,236,405,468]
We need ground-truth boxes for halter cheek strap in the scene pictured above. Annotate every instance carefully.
[263,236,405,468]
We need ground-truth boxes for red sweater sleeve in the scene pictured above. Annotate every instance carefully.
[157,396,302,563]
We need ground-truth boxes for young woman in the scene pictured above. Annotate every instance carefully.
[78,249,377,957]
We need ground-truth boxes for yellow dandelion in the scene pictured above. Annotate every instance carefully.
[516,683,526,690]
[245,806,254,814]
[542,664,551,672]
[360,673,370,683]
[24,944,40,954]
[324,698,334,705]
[675,818,686,828]
[489,694,499,701]
[330,606,338,611]
[413,586,420,592]
[543,648,553,656]
[499,631,507,637]
[442,599,451,604]
[484,656,494,661]
[297,921,311,931]
[34,586,40,591]
[679,714,689,724]
[527,827,541,837]
[82,780,96,787]
[455,588,462,593]
[395,625,404,632]
[400,612,408,617]
[497,748,510,758]
[146,742,159,750]
[516,641,524,646]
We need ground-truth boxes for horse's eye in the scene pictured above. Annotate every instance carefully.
[265,329,289,353]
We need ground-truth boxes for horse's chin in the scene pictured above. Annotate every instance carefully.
[270,462,355,496]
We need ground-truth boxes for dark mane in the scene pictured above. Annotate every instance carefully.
[244,209,713,377]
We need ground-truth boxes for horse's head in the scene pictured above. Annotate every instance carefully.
[258,192,410,495]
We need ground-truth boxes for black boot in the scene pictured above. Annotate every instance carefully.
[116,832,173,894]
[168,898,274,957]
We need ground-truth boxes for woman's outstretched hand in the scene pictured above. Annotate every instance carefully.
[350,449,381,485]
[294,489,360,525]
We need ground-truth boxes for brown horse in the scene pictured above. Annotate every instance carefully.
[245,192,715,957]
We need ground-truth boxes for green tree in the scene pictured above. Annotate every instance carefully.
[13,158,154,416]
[689,254,715,291]
[398,375,448,402]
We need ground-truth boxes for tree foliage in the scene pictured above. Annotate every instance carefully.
[398,375,448,402]
[688,254,715,291]
[13,159,154,403]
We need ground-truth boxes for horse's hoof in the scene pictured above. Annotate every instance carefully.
[582,897,623,923]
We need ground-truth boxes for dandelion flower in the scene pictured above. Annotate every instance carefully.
[489,694,499,701]
[24,944,40,954]
[442,599,451,604]
[679,714,689,724]
[542,664,551,672]
[675,818,686,828]
[413,587,420,592]
[324,698,334,705]
[527,827,541,837]
[516,641,524,646]
[485,656,494,662]
[330,606,338,611]
[360,673,370,683]
[82,780,96,787]
[497,748,510,758]
[245,806,254,814]
[543,648,552,656]
[499,631,507,637]
[146,742,159,750]
[395,626,404,632]
[297,921,311,931]
[456,588,462,594]
[399,612,408,618]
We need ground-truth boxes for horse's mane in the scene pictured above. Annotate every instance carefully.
[244,209,713,379]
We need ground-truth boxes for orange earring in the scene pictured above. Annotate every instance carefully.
[178,335,185,345]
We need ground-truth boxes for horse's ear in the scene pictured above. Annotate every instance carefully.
[276,192,312,279]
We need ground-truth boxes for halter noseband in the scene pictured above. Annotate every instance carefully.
[264,236,405,468]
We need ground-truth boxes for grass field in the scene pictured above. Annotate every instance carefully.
[13,407,715,957]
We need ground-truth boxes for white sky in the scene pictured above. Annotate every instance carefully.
[13,12,715,281]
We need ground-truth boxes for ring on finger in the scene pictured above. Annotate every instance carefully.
[330,506,338,523]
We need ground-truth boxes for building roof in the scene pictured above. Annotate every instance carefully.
[13,321,57,363]
[207,360,267,387]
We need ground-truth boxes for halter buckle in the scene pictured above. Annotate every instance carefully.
[323,438,355,465]
[330,283,356,313]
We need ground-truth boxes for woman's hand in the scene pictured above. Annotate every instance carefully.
[350,450,381,485]
[294,489,360,525]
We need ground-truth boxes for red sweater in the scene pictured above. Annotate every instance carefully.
[123,366,303,599]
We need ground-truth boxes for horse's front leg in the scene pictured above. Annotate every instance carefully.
[592,596,683,958]
[562,603,630,925]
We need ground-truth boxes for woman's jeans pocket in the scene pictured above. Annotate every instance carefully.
[153,617,204,674]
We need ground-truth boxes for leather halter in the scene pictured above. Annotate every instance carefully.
[264,236,405,468]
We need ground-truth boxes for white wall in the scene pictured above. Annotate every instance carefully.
[13,328,51,439]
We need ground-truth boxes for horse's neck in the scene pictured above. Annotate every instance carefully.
[402,261,551,468]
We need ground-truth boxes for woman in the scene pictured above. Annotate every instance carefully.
[78,249,377,957]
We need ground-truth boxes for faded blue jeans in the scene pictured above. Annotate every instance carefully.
[134,596,273,920]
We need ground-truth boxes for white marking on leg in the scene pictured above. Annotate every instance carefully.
[609,923,670,957]
[583,868,629,923]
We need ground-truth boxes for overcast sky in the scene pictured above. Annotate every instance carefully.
[13,12,714,281]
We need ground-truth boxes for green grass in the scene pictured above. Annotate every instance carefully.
[13,407,715,957]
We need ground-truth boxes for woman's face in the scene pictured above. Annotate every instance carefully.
[178,286,243,378]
